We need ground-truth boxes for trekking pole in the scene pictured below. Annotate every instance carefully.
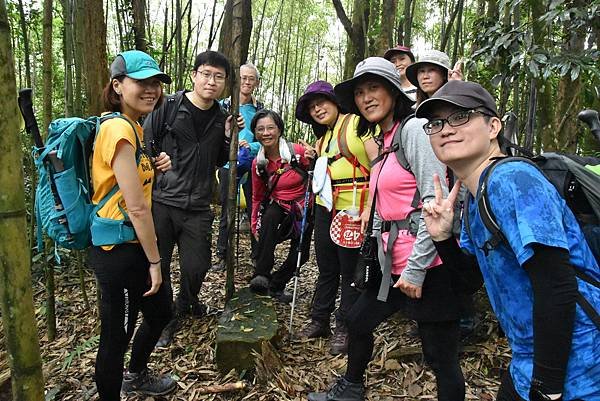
[578,109,600,143]
[288,167,314,341]
[236,180,241,269]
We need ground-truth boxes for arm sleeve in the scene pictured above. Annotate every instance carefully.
[400,117,449,287]
[251,160,266,235]
[216,114,231,167]
[249,140,261,158]
[524,244,577,395]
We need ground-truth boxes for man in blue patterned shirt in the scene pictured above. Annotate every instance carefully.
[416,80,599,401]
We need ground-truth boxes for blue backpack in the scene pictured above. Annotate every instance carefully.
[35,113,141,251]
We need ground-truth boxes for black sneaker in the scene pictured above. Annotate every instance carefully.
[300,320,331,339]
[156,318,179,348]
[329,327,349,355]
[121,369,177,396]
[249,275,270,294]
[307,377,365,401]
[190,302,208,318]
[211,257,226,271]
[270,289,293,304]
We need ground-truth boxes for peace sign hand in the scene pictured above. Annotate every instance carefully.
[423,173,461,241]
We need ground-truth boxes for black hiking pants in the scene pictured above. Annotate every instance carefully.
[253,201,313,292]
[152,202,213,312]
[216,167,257,259]
[89,243,172,401]
[345,268,464,401]
[310,205,361,328]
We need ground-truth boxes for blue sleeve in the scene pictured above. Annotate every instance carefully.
[487,162,571,266]
[248,140,261,157]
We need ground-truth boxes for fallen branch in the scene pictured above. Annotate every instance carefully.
[196,381,247,394]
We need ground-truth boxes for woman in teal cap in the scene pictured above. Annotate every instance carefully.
[89,50,175,400]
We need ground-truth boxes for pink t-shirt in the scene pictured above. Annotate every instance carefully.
[370,126,442,275]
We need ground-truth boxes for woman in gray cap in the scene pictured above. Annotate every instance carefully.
[405,49,462,106]
[307,57,464,401]
[295,80,378,355]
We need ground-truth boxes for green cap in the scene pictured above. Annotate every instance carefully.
[110,50,172,84]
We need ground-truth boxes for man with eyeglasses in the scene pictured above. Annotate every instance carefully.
[213,63,265,271]
[143,51,241,347]
[417,80,600,401]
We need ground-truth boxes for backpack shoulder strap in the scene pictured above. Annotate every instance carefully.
[337,114,354,161]
[392,113,415,173]
[99,113,142,163]
[477,156,544,254]
[287,141,308,181]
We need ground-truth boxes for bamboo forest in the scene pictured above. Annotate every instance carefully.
[0,0,599,400]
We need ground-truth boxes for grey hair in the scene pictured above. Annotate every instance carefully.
[240,63,260,81]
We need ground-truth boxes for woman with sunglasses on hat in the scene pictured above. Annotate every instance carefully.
[248,109,314,303]
[295,81,378,355]
[406,49,477,339]
[90,50,176,400]
[307,57,464,401]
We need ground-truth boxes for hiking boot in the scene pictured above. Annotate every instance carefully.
[300,320,331,339]
[249,275,270,294]
[155,318,179,348]
[459,316,478,344]
[270,289,293,304]
[307,377,365,401]
[211,256,226,271]
[329,327,349,355]
[406,321,419,338]
[121,369,177,396]
[175,301,207,319]
[190,302,208,318]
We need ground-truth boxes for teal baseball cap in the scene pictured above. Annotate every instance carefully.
[110,50,172,84]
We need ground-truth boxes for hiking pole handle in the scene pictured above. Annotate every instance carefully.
[18,88,44,148]
[18,88,64,172]
[578,109,600,143]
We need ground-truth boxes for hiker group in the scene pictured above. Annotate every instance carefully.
[33,43,600,401]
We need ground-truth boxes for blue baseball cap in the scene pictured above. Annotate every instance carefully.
[110,50,172,84]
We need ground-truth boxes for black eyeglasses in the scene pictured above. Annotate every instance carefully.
[423,109,494,135]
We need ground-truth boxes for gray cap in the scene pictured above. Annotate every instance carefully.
[415,80,499,119]
[334,57,413,116]
[405,49,450,88]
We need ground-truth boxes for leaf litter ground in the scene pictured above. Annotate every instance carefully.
[0,212,511,400]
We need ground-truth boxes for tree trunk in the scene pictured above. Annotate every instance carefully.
[208,0,219,49]
[42,0,53,131]
[251,0,268,63]
[62,0,74,117]
[440,0,461,53]
[530,0,554,151]
[115,0,125,49]
[224,0,244,302]
[450,0,464,64]
[132,0,147,51]
[82,0,108,116]
[374,0,396,54]
[553,0,585,152]
[73,0,84,116]
[332,0,370,79]
[16,0,32,88]
[218,0,252,98]
[0,1,46,398]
